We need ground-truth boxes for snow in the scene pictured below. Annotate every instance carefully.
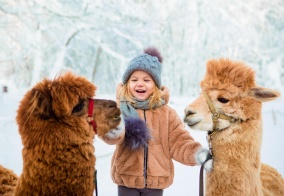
[1,1,283,195]
[0,91,283,196]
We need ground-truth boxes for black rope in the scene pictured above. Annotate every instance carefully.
[199,155,212,196]
[94,170,98,196]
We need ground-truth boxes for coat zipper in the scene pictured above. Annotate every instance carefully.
[143,109,148,188]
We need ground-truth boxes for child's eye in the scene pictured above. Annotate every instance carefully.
[144,80,150,82]
[131,79,137,82]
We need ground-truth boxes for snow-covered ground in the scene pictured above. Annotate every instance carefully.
[0,90,283,196]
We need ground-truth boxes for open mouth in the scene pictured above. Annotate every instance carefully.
[136,90,146,93]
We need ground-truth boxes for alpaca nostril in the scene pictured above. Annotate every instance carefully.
[185,109,196,117]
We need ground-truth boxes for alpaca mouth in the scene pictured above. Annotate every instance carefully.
[112,116,121,121]
[187,121,199,127]
[184,118,199,127]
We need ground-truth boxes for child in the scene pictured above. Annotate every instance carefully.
[101,47,211,196]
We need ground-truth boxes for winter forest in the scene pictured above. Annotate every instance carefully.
[1,1,284,195]
[0,0,284,96]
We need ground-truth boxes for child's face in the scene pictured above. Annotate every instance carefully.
[128,70,155,100]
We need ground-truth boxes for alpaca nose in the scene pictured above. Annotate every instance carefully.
[108,100,117,108]
[185,108,196,117]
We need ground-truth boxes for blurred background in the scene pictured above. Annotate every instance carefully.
[0,0,283,96]
[1,1,284,195]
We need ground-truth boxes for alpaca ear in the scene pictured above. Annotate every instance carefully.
[31,89,54,119]
[249,87,280,102]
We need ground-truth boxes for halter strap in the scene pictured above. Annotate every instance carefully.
[203,93,241,134]
[199,93,242,196]
[87,98,97,134]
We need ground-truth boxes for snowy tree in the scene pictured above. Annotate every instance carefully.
[0,0,283,96]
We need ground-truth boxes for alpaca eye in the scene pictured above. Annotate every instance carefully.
[72,102,85,113]
[217,97,229,103]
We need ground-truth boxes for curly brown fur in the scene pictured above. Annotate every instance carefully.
[201,58,256,95]
[15,72,97,196]
[0,165,18,196]
[1,72,122,196]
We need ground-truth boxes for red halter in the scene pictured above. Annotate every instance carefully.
[87,97,97,134]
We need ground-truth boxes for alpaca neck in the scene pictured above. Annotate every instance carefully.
[206,119,263,196]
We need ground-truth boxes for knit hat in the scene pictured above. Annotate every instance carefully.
[122,47,163,88]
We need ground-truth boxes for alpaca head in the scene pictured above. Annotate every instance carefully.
[16,72,122,148]
[184,59,280,132]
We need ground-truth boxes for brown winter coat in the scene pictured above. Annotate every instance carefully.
[101,87,202,189]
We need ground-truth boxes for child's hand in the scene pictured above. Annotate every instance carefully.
[100,120,125,145]
[104,126,124,140]
[195,148,213,172]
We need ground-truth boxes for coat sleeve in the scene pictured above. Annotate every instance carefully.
[168,108,202,166]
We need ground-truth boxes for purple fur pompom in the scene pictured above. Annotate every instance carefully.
[144,47,163,63]
[124,117,151,150]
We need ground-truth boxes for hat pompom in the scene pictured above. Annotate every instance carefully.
[144,47,163,63]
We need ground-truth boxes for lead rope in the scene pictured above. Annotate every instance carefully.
[199,154,213,196]
[199,131,214,196]
[94,170,98,196]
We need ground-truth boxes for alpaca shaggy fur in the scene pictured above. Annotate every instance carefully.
[0,165,17,196]
[184,58,284,196]
[0,72,123,196]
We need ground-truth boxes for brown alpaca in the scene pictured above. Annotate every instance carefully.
[0,72,123,196]
[184,59,284,196]
[0,165,18,196]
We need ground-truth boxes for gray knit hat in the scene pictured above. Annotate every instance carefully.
[122,47,163,88]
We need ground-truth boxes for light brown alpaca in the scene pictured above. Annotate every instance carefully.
[0,72,123,196]
[184,59,284,196]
